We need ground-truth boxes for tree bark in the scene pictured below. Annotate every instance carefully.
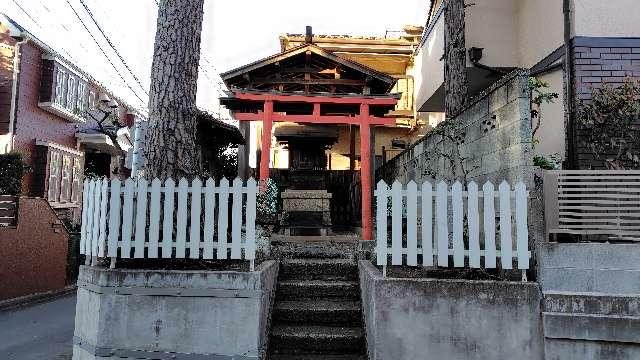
[444,0,468,117]
[143,0,205,179]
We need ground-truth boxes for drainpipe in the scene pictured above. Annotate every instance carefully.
[563,0,576,169]
[468,47,510,76]
[7,38,28,153]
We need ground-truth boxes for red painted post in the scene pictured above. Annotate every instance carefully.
[359,103,373,241]
[259,101,274,181]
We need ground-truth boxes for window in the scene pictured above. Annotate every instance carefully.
[54,69,66,106]
[77,82,86,114]
[48,150,60,201]
[60,155,72,202]
[88,91,96,111]
[45,146,84,205]
[66,77,75,111]
[71,157,83,203]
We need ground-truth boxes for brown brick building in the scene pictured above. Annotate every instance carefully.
[0,14,145,218]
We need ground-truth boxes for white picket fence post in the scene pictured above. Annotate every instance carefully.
[374,179,530,275]
[79,177,260,267]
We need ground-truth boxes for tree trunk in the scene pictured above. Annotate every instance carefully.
[143,0,205,179]
[444,0,468,117]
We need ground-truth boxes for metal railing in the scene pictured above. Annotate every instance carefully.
[544,170,640,242]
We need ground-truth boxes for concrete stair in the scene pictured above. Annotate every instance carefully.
[277,280,359,299]
[269,241,366,359]
[279,259,358,281]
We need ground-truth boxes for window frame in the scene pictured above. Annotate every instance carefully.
[48,150,61,202]
[54,69,66,106]
[66,76,76,111]
[76,82,87,114]
[71,157,83,203]
[59,154,72,203]
[88,90,96,111]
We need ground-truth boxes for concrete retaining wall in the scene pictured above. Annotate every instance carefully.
[359,261,544,360]
[538,242,640,359]
[72,261,278,360]
[538,242,640,294]
[378,69,534,186]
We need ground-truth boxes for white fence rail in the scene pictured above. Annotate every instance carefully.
[375,180,530,273]
[79,177,258,269]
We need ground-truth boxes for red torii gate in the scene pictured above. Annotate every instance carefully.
[228,90,398,241]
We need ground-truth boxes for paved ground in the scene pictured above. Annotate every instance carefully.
[0,294,76,360]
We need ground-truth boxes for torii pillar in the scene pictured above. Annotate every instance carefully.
[359,103,373,241]
[259,100,274,182]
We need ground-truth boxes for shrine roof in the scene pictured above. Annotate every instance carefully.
[220,43,397,94]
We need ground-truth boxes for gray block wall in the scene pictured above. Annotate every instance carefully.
[72,261,278,360]
[379,69,534,187]
[538,242,640,360]
[537,242,640,294]
[359,261,544,360]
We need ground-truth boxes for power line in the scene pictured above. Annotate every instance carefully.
[78,0,149,96]
[63,0,148,105]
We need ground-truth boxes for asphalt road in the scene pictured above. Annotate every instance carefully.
[0,294,76,360]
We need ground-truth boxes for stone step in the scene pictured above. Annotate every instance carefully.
[277,280,359,299]
[273,300,362,326]
[270,325,365,354]
[543,291,640,317]
[279,259,358,281]
[271,244,355,260]
[270,354,367,360]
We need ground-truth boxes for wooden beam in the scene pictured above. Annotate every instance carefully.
[278,67,338,74]
[232,91,399,105]
[231,112,395,125]
[305,51,312,93]
[250,78,366,86]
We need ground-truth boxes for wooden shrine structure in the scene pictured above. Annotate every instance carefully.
[220,36,399,240]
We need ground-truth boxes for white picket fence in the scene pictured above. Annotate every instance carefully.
[375,180,530,274]
[79,177,258,269]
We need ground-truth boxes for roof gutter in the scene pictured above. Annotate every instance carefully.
[563,0,576,169]
[6,37,28,153]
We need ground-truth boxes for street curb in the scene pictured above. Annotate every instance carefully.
[0,285,77,312]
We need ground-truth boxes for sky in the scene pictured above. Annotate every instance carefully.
[2,0,429,118]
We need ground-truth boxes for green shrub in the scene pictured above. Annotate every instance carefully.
[0,152,29,195]
[577,78,640,169]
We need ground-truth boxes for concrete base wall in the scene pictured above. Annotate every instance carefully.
[538,242,640,294]
[72,261,278,360]
[538,242,640,359]
[359,261,544,360]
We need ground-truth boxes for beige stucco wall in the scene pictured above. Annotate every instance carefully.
[533,69,565,163]
[328,125,420,170]
[516,0,564,68]
[572,0,640,37]
[414,14,445,111]
[465,0,519,67]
